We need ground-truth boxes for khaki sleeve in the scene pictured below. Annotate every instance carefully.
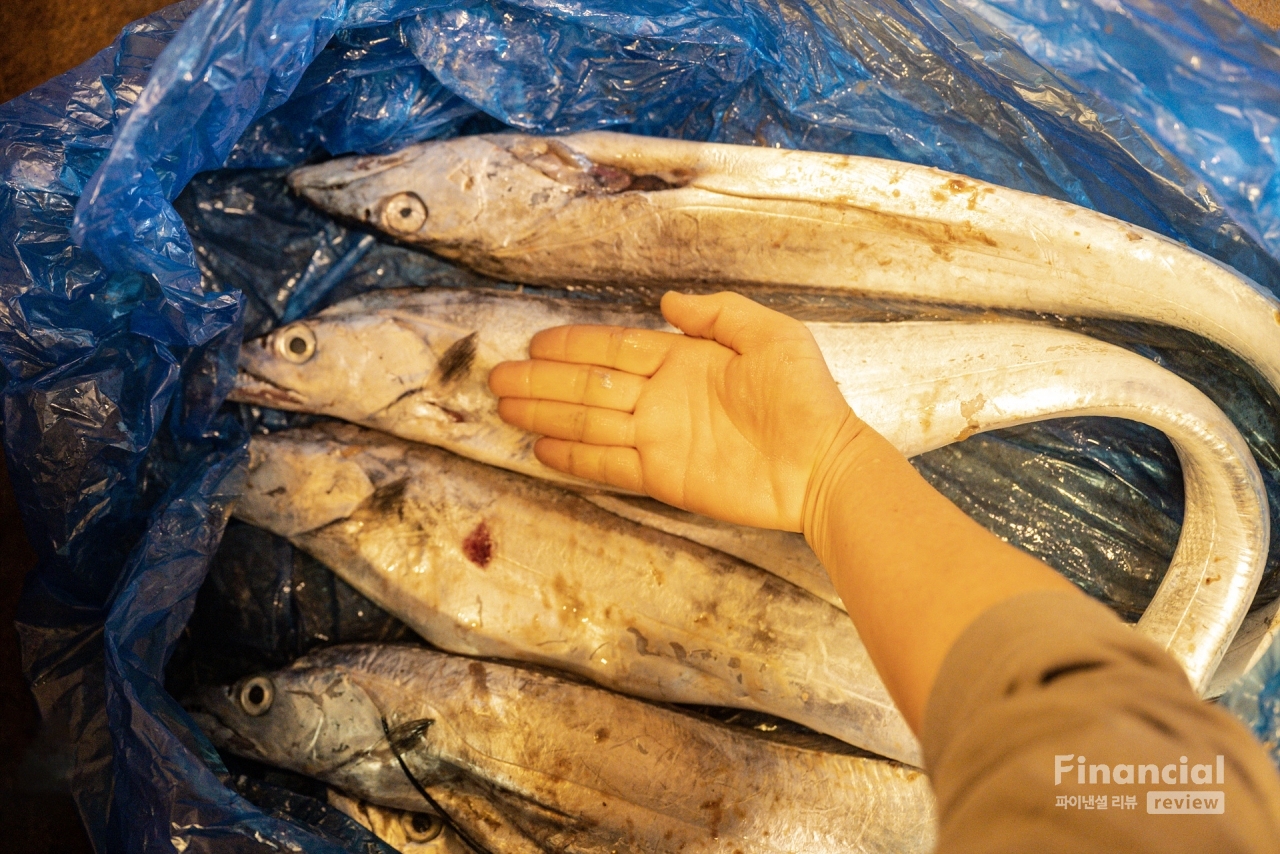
[921,589,1280,853]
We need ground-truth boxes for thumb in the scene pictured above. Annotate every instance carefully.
[660,291,805,354]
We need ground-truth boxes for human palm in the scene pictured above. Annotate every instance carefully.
[489,291,857,531]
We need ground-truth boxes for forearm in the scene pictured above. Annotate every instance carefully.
[802,414,1078,733]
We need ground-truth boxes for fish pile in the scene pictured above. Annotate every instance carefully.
[191,132,1280,853]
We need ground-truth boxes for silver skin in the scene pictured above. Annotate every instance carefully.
[325,790,478,854]
[193,644,937,854]
[229,288,1269,694]
[288,131,1280,423]
[233,422,919,765]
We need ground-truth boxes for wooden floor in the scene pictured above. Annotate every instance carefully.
[1235,0,1280,28]
[0,0,1276,851]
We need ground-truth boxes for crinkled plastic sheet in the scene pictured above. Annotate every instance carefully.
[5,0,1280,850]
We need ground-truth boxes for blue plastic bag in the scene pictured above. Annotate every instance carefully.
[5,0,1280,850]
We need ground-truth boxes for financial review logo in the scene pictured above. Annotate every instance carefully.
[1054,754,1226,815]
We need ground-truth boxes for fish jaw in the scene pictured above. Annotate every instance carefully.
[288,145,431,224]
[229,363,308,410]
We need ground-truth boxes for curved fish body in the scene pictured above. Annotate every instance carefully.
[288,131,1280,411]
[233,423,918,763]
[230,288,1269,693]
[326,790,478,854]
[192,644,937,854]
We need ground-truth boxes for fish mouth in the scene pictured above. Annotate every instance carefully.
[228,368,306,409]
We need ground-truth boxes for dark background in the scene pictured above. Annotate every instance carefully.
[1,0,1278,851]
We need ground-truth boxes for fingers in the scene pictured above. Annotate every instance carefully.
[660,291,807,354]
[497,398,636,446]
[528,325,676,376]
[534,438,644,492]
[488,360,645,411]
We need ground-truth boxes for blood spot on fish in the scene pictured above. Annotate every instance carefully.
[1204,574,1221,586]
[462,521,493,567]
[594,726,610,743]
[670,642,688,662]
[437,332,478,384]
[728,657,741,669]
[584,163,692,194]
[627,627,657,656]
[1125,230,1143,241]
[945,177,975,195]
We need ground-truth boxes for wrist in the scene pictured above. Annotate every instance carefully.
[801,412,893,564]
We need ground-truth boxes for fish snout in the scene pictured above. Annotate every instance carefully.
[289,149,428,225]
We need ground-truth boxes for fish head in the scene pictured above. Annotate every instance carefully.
[232,311,481,430]
[289,134,613,260]
[288,136,528,256]
[190,663,389,779]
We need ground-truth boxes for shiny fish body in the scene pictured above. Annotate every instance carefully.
[233,422,919,764]
[290,131,1280,415]
[194,644,937,854]
[230,289,1268,693]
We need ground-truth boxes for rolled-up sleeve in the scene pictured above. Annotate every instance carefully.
[922,590,1280,852]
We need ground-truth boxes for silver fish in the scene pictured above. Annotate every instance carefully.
[193,644,937,854]
[326,790,478,854]
[233,422,918,764]
[290,131,1280,413]
[229,288,1269,693]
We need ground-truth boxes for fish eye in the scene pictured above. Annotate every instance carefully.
[381,192,428,234]
[274,323,316,364]
[400,811,444,842]
[238,676,275,716]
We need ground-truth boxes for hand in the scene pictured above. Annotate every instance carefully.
[488,291,862,531]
